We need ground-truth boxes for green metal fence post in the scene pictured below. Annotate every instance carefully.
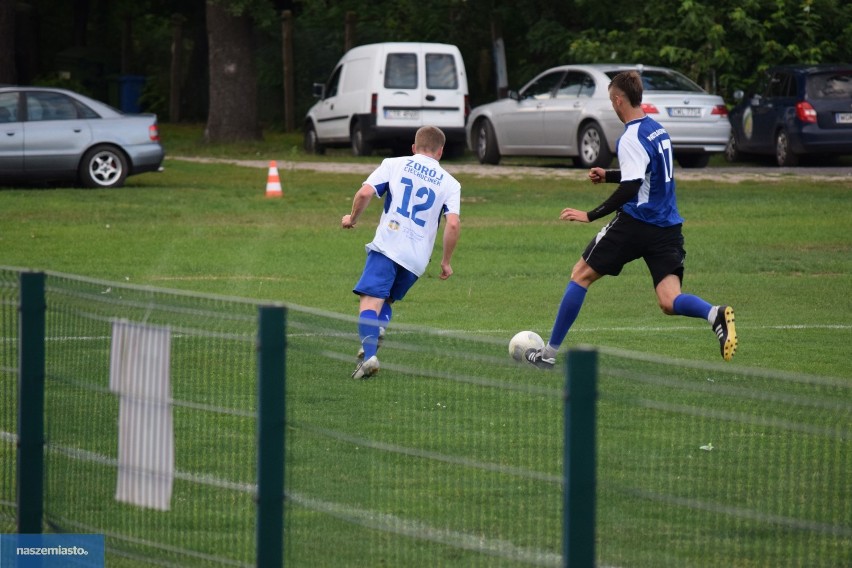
[256,305,286,567]
[18,271,46,534]
[563,347,598,568]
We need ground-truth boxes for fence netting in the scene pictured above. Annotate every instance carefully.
[2,267,849,567]
[284,312,850,566]
[594,347,851,567]
[283,307,564,567]
[0,269,18,533]
[40,271,262,567]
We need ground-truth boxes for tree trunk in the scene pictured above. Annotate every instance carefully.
[0,0,16,83]
[205,0,261,143]
[183,16,209,122]
[169,13,185,123]
[281,10,295,132]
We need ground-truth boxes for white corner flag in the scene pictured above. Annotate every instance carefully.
[109,319,174,511]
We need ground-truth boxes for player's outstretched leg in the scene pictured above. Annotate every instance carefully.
[712,305,737,361]
[352,355,380,379]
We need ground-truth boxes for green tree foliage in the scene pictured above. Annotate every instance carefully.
[296,0,852,104]
[0,0,16,83]
[3,0,851,130]
[561,0,852,98]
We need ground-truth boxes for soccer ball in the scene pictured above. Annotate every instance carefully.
[508,330,544,362]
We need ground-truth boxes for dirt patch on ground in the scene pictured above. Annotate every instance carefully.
[173,156,852,184]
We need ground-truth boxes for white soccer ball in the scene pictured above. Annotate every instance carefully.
[508,330,544,362]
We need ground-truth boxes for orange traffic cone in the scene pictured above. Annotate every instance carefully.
[265,161,282,198]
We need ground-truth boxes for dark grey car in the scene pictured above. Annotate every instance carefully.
[726,64,852,166]
[0,86,164,188]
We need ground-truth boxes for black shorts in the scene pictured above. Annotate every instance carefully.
[582,211,685,287]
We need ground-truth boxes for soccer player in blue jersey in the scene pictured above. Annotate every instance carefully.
[525,70,737,368]
[342,126,461,379]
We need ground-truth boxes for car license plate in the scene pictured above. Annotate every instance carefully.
[385,109,419,120]
[668,107,702,118]
[836,112,852,124]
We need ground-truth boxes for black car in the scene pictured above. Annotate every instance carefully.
[726,64,852,166]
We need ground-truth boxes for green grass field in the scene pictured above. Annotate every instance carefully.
[1,126,850,566]
[2,134,850,376]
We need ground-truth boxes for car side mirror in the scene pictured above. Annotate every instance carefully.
[312,83,325,99]
[508,90,520,101]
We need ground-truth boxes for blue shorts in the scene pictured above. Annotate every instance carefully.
[353,250,419,302]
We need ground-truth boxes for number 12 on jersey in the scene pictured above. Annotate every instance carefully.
[396,177,436,227]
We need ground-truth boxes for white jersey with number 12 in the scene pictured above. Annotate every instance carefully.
[363,154,461,276]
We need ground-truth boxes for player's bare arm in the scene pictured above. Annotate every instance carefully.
[439,213,460,280]
[341,184,375,229]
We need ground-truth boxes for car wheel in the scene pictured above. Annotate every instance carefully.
[775,130,799,167]
[576,122,612,169]
[79,145,128,188]
[676,153,710,168]
[303,123,325,155]
[474,119,500,165]
[724,132,740,163]
[351,121,373,157]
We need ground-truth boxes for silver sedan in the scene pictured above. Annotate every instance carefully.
[466,64,730,169]
[0,86,164,188]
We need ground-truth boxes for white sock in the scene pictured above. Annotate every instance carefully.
[707,305,719,324]
[543,344,558,359]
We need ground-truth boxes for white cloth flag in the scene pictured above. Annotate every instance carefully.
[109,319,174,511]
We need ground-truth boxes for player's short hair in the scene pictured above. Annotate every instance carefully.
[609,71,643,107]
[414,126,446,153]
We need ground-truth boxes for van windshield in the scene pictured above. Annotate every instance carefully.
[426,54,458,89]
[385,54,417,89]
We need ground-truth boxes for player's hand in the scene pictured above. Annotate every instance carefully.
[560,208,590,223]
[588,167,605,184]
[439,262,453,280]
[341,214,356,229]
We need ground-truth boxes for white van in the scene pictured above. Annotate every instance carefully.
[304,42,469,157]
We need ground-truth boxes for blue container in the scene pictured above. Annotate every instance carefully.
[118,75,146,113]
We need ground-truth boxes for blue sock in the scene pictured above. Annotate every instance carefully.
[358,310,380,359]
[548,281,588,348]
[673,294,712,320]
[379,302,393,332]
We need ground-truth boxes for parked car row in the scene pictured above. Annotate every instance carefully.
[470,62,852,169]
[1,59,848,191]
[304,50,851,170]
[301,47,736,169]
[0,85,164,188]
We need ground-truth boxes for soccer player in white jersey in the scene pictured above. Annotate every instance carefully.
[342,126,461,379]
[525,70,737,369]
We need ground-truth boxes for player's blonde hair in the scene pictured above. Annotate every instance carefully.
[414,126,446,154]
